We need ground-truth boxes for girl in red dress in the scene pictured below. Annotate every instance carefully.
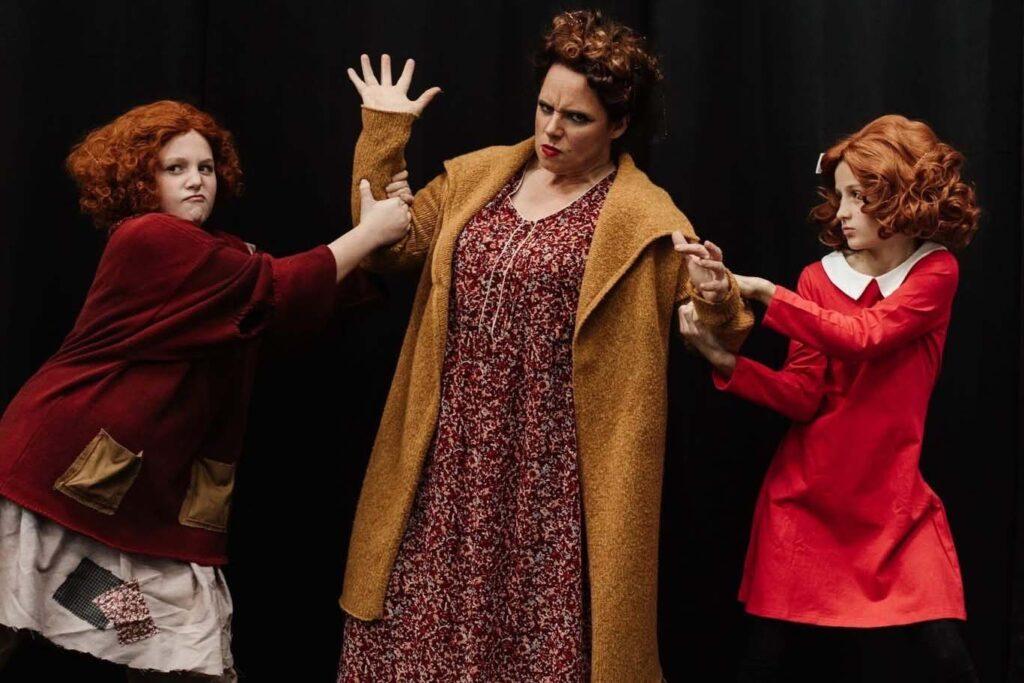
[678,114,981,682]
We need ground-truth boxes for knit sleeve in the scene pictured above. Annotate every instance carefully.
[673,216,754,353]
[352,108,447,272]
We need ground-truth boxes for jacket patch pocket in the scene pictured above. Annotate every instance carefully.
[54,430,143,515]
[178,458,236,532]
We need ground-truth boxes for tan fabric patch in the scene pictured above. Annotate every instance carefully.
[53,430,143,515]
[178,459,236,532]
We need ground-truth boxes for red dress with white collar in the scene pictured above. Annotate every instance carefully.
[715,242,966,626]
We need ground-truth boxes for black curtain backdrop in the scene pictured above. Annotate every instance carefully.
[1,1,1021,681]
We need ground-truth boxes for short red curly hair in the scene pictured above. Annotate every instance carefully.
[66,100,243,229]
[536,10,663,125]
[810,114,979,251]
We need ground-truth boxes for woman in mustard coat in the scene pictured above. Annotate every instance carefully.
[338,11,752,682]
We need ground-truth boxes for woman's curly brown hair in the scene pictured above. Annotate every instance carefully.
[810,114,979,251]
[536,10,663,128]
[66,100,243,230]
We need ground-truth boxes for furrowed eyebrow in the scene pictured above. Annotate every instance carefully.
[537,99,593,119]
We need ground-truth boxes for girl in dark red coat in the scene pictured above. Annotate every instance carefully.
[0,101,411,680]
[679,115,981,682]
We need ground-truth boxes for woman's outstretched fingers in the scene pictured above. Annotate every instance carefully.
[347,68,365,94]
[414,86,443,110]
[396,58,415,90]
[360,54,378,85]
[348,54,441,115]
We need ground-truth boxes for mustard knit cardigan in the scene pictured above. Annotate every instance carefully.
[341,108,752,681]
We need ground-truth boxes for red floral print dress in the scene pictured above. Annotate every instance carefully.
[339,169,615,682]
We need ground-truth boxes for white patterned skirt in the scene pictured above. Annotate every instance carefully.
[0,497,234,677]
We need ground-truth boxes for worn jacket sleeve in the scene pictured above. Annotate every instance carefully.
[711,269,827,422]
[86,215,337,361]
[762,251,958,362]
[352,108,447,272]
[673,220,754,353]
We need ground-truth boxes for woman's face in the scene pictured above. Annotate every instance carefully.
[834,160,884,251]
[156,130,217,226]
[534,63,627,176]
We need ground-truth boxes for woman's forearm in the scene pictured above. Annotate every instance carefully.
[350,109,417,226]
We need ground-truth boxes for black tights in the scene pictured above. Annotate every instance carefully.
[737,616,979,683]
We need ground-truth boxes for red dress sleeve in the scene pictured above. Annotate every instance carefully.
[713,268,828,422]
[761,251,958,362]
[65,214,337,361]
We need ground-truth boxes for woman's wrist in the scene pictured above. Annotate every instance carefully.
[361,104,419,117]
[758,280,776,305]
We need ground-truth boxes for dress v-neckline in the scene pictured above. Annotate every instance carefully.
[507,166,615,223]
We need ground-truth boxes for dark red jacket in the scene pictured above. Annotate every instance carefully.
[0,213,339,565]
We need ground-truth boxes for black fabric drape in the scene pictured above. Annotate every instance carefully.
[0,2,1020,681]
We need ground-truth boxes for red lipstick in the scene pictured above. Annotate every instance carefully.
[541,144,562,158]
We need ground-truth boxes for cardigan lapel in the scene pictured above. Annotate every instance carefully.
[428,139,535,352]
[430,139,536,291]
[574,154,688,338]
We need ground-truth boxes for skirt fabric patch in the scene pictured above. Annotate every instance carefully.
[52,557,124,630]
[0,498,233,676]
[93,580,158,645]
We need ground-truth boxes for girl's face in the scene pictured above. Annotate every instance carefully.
[533,62,627,176]
[834,160,883,251]
[156,130,217,226]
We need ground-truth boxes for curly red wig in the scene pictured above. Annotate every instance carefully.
[810,115,979,251]
[536,10,663,125]
[66,100,243,229]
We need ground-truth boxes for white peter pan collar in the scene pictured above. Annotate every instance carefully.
[821,241,947,300]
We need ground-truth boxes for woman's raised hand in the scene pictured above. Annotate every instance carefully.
[347,54,442,116]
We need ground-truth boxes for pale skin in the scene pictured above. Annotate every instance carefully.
[678,159,923,377]
[155,129,411,284]
[347,53,727,297]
